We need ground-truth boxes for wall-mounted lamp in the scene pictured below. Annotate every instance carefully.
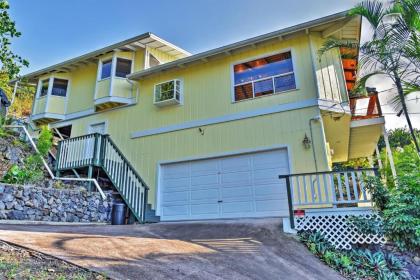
[198,127,205,135]
[302,133,311,149]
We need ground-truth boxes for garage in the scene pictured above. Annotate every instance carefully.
[159,148,290,221]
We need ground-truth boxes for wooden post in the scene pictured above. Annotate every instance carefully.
[383,127,397,181]
[375,145,383,169]
[283,175,295,229]
[87,165,93,193]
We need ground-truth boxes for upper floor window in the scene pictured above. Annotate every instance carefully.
[154,79,182,106]
[40,79,49,97]
[233,51,296,101]
[115,58,132,78]
[101,59,112,79]
[51,79,69,97]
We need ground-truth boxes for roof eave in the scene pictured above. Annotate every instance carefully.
[128,10,353,80]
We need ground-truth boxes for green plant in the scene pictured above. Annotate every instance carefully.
[2,154,44,184]
[36,126,53,157]
[299,231,409,279]
[364,176,390,211]
[382,175,420,251]
[348,215,384,235]
[2,165,26,184]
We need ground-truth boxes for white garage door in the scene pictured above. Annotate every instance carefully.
[159,149,290,221]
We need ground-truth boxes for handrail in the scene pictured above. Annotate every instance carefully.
[278,168,378,179]
[56,133,149,221]
[278,168,377,230]
[103,135,150,190]
[2,125,106,200]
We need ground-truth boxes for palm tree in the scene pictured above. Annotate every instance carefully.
[319,0,420,155]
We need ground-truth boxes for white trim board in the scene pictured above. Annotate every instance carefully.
[132,98,319,139]
[350,117,385,128]
[32,112,65,121]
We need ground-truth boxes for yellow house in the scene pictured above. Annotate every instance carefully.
[24,11,384,223]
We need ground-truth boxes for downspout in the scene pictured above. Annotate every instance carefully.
[126,79,140,103]
[309,116,321,172]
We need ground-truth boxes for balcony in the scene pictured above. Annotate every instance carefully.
[348,89,385,159]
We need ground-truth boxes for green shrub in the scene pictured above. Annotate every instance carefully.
[2,154,44,184]
[2,165,27,184]
[364,176,390,211]
[348,215,384,235]
[37,126,53,157]
[382,175,420,251]
[299,231,408,279]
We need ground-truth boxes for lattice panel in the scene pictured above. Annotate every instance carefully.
[295,211,385,250]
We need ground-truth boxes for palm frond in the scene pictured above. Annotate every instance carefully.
[390,80,420,112]
[317,38,359,59]
[349,0,385,29]
[389,0,420,32]
[350,71,386,96]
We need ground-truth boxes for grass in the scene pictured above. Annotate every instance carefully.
[0,241,107,280]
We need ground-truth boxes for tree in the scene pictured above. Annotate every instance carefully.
[0,0,28,79]
[319,0,420,155]
[377,127,420,150]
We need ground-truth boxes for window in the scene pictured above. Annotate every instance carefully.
[233,51,296,101]
[40,79,49,97]
[101,59,112,79]
[51,79,68,97]
[115,58,132,78]
[154,79,182,106]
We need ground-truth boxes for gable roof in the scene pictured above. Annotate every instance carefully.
[22,33,191,81]
[128,10,361,80]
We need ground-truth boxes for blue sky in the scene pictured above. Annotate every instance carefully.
[8,0,420,128]
[9,0,360,74]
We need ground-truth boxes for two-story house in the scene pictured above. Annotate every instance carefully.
[23,11,384,223]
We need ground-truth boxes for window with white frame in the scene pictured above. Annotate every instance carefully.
[154,79,182,106]
[51,78,69,97]
[100,59,112,79]
[40,79,49,97]
[115,58,132,78]
[233,51,296,101]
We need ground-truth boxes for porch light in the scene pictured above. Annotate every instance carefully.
[302,133,311,149]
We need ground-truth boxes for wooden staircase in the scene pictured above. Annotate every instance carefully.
[55,133,149,222]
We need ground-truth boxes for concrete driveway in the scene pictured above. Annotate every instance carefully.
[0,219,342,280]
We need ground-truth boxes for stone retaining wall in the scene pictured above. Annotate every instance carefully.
[0,184,112,222]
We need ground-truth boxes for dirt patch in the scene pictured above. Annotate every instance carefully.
[0,240,107,280]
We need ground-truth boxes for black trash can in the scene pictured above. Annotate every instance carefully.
[111,202,127,225]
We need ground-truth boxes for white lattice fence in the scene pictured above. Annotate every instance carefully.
[295,208,385,250]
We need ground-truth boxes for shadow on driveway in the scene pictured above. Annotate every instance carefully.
[0,219,343,280]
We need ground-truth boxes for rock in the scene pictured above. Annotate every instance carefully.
[14,204,23,211]
[1,193,14,202]
[413,256,420,266]
[0,184,112,223]
[5,202,14,210]
[8,210,25,220]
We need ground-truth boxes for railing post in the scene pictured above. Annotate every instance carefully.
[92,133,100,166]
[99,134,107,168]
[280,175,295,229]
[87,165,93,193]
[55,141,62,178]
[143,186,148,223]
